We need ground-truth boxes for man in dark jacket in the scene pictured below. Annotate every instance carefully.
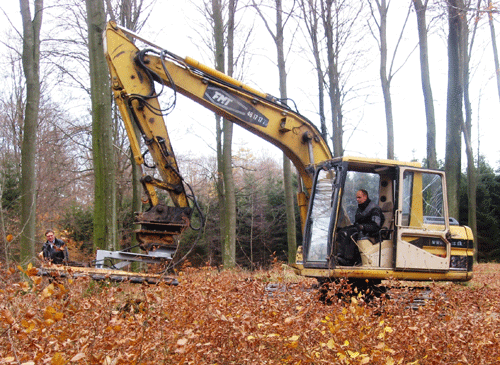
[40,229,68,264]
[336,189,384,266]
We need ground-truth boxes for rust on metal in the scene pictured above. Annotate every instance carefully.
[135,203,191,251]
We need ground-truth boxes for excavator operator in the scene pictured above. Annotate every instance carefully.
[336,189,385,266]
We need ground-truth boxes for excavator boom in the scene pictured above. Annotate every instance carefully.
[104,21,332,243]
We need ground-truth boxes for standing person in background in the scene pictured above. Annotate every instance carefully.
[39,229,68,264]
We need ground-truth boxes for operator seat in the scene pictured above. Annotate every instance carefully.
[355,197,394,267]
[379,200,394,240]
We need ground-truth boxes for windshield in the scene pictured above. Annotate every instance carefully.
[305,168,337,263]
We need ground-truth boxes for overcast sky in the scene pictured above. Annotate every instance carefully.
[1,1,499,168]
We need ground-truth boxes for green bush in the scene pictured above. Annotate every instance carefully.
[62,204,93,249]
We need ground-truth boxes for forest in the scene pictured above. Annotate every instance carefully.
[1,0,500,271]
[1,1,500,363]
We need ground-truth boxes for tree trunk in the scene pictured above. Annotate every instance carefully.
[222,121,236,268]
[19,0,43,264]
[211,0,236,268]
[224,0,237,269]
[86,0,117,250]
[299,0,327,143]
[253,0,297,263]
[0,178,7,264]
[413,0,437,169]
[224,0,237,268]
[213,0,225,264]
[377,0,394,160]
[322,0,343,157]
[445,0,465,219]
[276,0,297,264]
[463,3,477,262]
[130,126,142,268]
[487,0,500,102]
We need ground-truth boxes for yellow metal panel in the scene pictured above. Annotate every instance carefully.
[409,172,424,228]
[289,264,473,282]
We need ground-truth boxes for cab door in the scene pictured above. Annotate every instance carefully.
[303,165,343,268]
[395,168,451,271]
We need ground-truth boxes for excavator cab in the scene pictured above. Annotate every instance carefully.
[296,157,474,282]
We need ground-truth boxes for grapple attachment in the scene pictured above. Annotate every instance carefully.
[135,204,192,252]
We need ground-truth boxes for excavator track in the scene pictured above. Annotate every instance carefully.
[266,279,442,309]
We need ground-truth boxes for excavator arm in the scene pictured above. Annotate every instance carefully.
[104,21,332,248]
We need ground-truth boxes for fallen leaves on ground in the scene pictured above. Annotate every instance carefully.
[0,263,499,364]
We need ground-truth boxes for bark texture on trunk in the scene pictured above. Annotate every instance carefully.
[276,0,297,263]
[414,0,437,169]
[445,0,465,219]
[86,0,117,250]
[19,0,43,264]
[487,0,500,102]
[378,0,394,160]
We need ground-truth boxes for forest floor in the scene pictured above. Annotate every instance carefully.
[0,262,499,364]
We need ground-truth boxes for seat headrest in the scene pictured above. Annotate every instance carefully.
[380,201,393,212]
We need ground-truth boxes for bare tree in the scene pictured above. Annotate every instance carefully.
[413,0,437,169]
[19,0,43,264]
[105,0,155,32]
[445,0,466,219]
[368,0,412,160]
[299,0,367,159]
[487,0,500,102]
[0,56,24,165]
[299,0,327,142]
[210,0,237,268]
[86,0,117,250]
[322,0,365,157]
[0,20,96,262]
[222,0,237,268]
[463,0,482,259]
[253,0,298,263]
[192,0,253,267]
[321,0,343,156]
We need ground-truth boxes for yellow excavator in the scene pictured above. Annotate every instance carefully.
[100,21,473,284]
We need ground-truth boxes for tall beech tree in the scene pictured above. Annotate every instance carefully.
[253,0,298,263]
[445,0,466,219]
[298,0,327,143]
[413,0,437,169]
[19,0,43,264]
[221,0,237,268]
[86,0,117,250]
[211,0,237,268]
[368,0,412,160]
[487,0,500,102]
[463,0,481,260]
